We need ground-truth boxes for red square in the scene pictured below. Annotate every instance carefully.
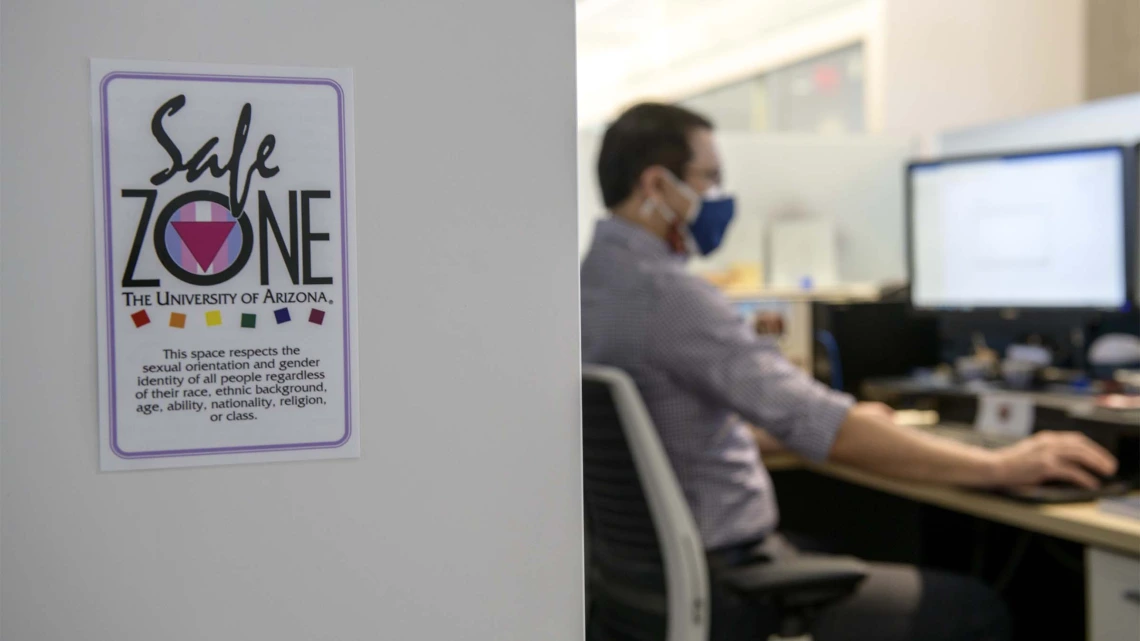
[308,308,325,325]
[131,310,151,327]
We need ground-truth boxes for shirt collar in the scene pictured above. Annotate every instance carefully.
[595,216,683,263]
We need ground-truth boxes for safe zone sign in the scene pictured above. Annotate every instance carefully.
[91,59,359,470]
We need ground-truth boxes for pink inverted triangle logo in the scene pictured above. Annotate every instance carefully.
[171,221,236,271]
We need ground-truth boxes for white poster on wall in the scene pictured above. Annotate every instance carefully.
[90,59,359,471]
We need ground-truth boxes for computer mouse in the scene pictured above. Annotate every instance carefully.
[1040,475,1136,490]
[999,475,1137,503]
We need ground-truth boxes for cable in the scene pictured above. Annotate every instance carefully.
[991,532,1032,593]
[1041,539,1084,574]
[970,520,988,577]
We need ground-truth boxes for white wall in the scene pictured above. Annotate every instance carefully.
[578,128,606,258]
[878,0,1086,148]
[0,2,582,640]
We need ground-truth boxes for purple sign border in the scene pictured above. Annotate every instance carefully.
[100,71,353,459]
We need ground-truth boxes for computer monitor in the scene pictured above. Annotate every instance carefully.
[907,145,1134,310]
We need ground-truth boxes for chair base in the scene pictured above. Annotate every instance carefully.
[717,556,869,640]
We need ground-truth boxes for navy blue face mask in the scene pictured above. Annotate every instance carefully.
[649,173,737,256]
[687,190,736,256]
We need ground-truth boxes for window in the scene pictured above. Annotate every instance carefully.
[679,44,864,133]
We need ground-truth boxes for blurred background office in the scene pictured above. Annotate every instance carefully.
[577,1,1140,640]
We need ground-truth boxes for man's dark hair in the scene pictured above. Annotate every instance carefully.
[596,102,713,208]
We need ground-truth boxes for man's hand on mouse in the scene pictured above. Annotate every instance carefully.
[992,431,1118,489]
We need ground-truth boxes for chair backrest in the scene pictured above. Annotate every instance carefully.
[583,365,710,641]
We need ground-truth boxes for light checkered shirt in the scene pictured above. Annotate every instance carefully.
[581,217,854,550]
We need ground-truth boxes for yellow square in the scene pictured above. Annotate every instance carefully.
[169,312,187,328]
[205,310,222,327]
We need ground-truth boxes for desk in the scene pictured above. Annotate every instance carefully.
[763,452,1140,640]
[763,452,1140,555]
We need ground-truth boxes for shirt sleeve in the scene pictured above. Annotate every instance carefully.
[647,276,854,461]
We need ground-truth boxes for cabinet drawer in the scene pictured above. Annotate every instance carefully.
[1087,547,1140,641]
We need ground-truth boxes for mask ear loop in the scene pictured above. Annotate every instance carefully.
[640,195,688,254]
[662,172,702,255]
[665,171,701,222]
[638,197,659,221]
[638,170,699,256]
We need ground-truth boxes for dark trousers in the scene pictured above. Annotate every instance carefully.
[708,533,1012,641]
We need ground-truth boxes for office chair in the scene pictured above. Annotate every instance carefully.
[583,365,867,641]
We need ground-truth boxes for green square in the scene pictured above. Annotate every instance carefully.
[240,313,256,329]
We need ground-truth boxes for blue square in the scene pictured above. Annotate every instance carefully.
[274,307,291,324]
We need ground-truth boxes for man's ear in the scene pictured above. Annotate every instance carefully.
[638,165,669,201]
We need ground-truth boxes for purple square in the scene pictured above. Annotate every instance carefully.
[309,308,325,325]
[274,307,291,324]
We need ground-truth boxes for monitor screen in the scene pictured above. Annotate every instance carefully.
[909,146,1129,309]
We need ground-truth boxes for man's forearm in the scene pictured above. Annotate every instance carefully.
[826,406,1002,487]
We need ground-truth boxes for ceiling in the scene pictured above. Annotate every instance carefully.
[575,0,867,122]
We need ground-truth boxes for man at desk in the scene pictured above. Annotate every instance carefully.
[579,103,1119,641]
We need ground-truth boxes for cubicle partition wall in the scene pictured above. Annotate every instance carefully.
[1,2,583,640]
[937,93,1140,156]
